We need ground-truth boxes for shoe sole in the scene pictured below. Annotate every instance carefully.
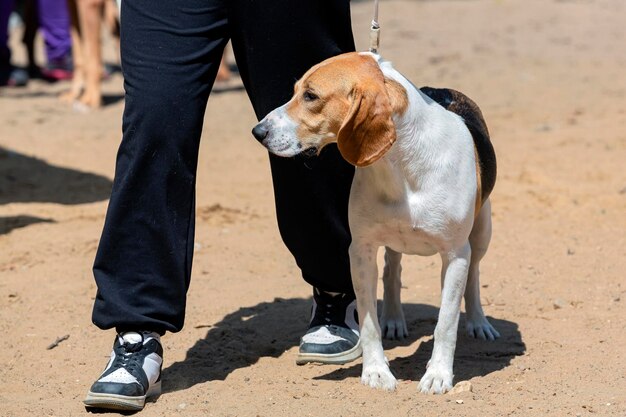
[296,340,362,365]
[84,381,161,411]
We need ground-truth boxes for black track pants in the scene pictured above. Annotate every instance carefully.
[92,0,356,334]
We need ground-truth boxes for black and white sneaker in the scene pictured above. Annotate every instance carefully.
[296,288,361,365]
[84,331,163,411]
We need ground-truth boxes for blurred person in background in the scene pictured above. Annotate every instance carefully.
[37,0,73,81]
[1,0,28,86]
[2,0,73,85]
[60,0,120,109]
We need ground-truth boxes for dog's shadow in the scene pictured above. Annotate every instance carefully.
[162,298,524,394]
[315,302,525,384]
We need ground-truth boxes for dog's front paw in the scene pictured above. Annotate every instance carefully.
[380,313,408,340]
[418,365,453,394]
[361,364,397,391]
[466,316,500,341]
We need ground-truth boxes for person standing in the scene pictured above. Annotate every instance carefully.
[84,0,360,411]
[38,0,73,80]
[0,0,28,86]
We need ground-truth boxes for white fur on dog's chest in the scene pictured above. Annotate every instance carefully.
[370,221,440,256]
[348,130,477,257]
[349,186,458,256]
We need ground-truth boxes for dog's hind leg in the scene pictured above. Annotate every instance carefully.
[350,242,397,391]
[465,199,500,341]
[380,247,408,340]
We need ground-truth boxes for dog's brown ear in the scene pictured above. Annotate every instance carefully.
[337,80,396,167]
[384,77,409,116]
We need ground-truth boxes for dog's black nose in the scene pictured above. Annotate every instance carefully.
[252,123,269,142]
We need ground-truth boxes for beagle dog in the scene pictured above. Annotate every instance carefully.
[252,52,499,394]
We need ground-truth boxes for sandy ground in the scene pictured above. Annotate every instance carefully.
[1,0,625,416]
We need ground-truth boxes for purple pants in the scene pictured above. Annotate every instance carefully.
[38,0,72,62]
[0,0,15,66]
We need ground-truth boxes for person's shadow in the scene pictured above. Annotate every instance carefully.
[162,298,524,393]
[162,297,309,393]
[0,147,113,206]
[0,146,113,235]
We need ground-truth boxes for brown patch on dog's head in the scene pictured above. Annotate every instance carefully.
[285,53,407,167]
[336,73,397,167]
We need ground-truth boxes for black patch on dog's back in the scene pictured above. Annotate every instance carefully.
[419,87,496,202]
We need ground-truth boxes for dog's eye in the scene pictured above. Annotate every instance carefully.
[303,91,319,102]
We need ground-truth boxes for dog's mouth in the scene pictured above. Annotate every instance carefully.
[301,146,318,157]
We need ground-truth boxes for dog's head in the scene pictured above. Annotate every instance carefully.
[252,52,408,167]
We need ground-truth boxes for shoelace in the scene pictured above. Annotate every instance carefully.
[320,300,341,324]
[312,292,353,327]
[111,335,145,375]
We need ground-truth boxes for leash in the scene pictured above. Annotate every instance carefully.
[369,0,381,53]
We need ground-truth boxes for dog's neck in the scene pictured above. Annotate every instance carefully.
[361,62,445,199]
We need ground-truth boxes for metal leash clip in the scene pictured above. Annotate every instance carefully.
[369,0,381,53]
